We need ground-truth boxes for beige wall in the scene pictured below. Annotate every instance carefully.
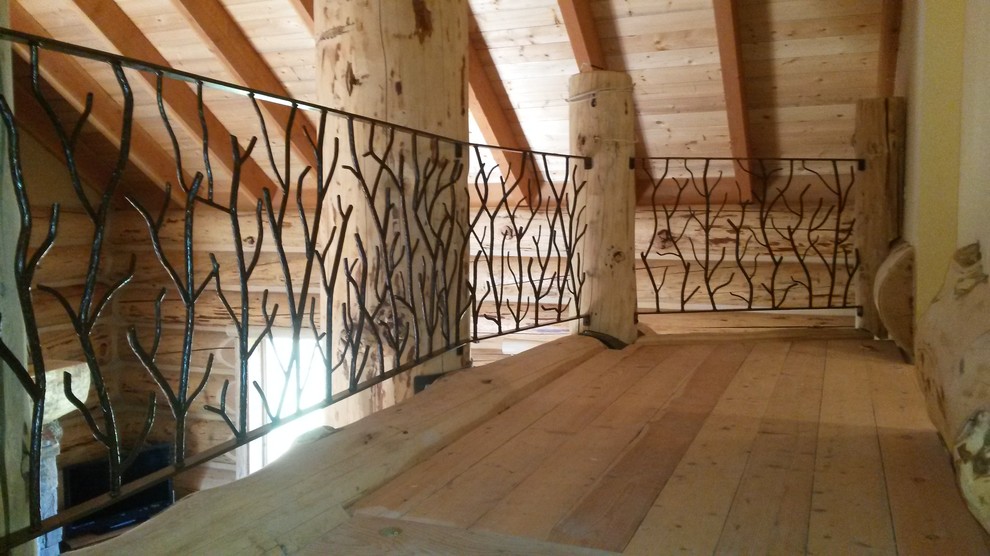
[903,0,968,317]
[958,0,990,258]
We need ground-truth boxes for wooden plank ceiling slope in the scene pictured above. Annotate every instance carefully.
[8,0,898,208]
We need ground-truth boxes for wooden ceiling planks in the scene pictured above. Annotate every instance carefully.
[6,0,889,202]
[469,0,572,154]
[739,0,883,158]
[591,0,727,159]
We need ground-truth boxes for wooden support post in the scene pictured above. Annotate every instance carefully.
[854,97,906,337]
[316,0,469,425]
[0,1,33,551]
[570,71,637,345]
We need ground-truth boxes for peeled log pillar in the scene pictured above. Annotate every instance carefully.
[917,243,990,531]
[569,71,637,345]
[316,0,469,425]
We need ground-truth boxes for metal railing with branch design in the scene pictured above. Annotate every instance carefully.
[636,157,861,314]
[0,30,586,548]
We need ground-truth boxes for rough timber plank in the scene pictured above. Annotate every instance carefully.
[549,342,755,552]
[83,335,605,555]
[302,515,616,556]
[867,342,990,554]
[354,345,650,519]
[391,344,683,528]
[469,343,718,540]
[806,340,896,553]
[715,340,827,553]
[623,340,791,555]
[635,327,870,344]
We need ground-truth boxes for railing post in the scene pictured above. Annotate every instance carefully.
[569,71,638,345]
[853,97,907,337]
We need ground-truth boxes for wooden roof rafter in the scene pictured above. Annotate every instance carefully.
[713,0,754,201]
[168,0,320,174]
[877,0,903,97]
[467,13,540,206]
[69,0,274,205]
[11,76,163,205]
[287,0,315,35]
[556,0,606,72]
[9,1,185,205]
[556,0,650,197]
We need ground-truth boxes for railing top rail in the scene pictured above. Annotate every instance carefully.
[0,27,587,163]
[636,155,865,164]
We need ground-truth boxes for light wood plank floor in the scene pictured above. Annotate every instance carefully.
[340,335,990,555]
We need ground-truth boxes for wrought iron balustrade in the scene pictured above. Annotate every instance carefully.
[0,30,587,547]
[635,157,862,314]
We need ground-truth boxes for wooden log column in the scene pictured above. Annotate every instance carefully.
[569,71,637,345]
[853,97,907,337]
[316,0,469,425]
[0,0,33,551]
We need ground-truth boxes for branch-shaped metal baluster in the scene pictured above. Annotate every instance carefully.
[195,82,215,202]
[803,160,858,307]
[469,149,507,334]
[659,169,699,311]
[561,159,587,317]
[253,94,324,416]
[299,110,353,407]
[727,179,758,309]
[204,134,284,437]
[683,160,734,310]
[639,158,671,312]
[315,195,352,402]
[127,176,218,464]
[754,162,791,308]
[340,119,410,377]
[418,138,464,348]
[0,91,53,526]
[25,53,142,497]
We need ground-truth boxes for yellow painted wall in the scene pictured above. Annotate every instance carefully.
[909,0,966,316]
[957,0,990,258]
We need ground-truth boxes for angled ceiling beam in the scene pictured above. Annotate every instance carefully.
[557,0,650,199]
[12,77,162,204]
[467,16,538,205]
[169,0,319,173]
[556,0,606,71]
[877,0,903,97]
[10,2,185,205]
[69,0,272,204]
[287,0,315,35]
[713,0,754,201]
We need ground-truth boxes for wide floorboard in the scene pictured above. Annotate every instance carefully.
[348,335,990,554]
